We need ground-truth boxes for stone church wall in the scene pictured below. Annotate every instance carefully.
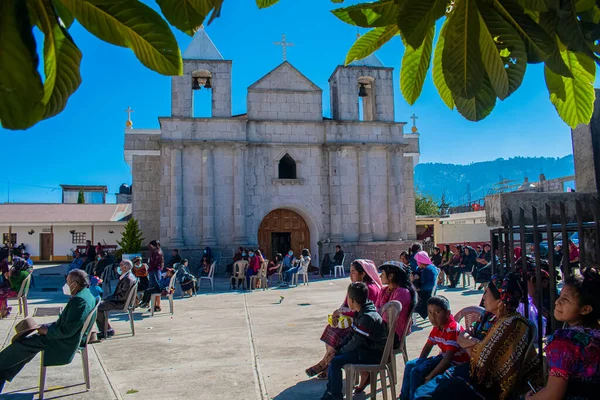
[131,154,161,242]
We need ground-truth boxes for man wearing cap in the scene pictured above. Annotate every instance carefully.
[95,259,136,339]
[0,269,96,393]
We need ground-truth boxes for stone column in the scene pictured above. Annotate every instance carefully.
[387,145,402,240]
[233,143,247,244]
[403,154,417,240]
[170,145,184,247]
[357,145,373,242]
[201,145,217,246]
[328,145,343,242]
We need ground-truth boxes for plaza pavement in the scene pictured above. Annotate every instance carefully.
[0,264,485,400]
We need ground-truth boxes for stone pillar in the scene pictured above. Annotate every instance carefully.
[233,144,247,244]
[571,88,600,192]
[403,154,417,240]
[328,146,343,241]
[387,145,402,240]
[358,145,373,242]
[201,145,217,246]
[170,145,184,247]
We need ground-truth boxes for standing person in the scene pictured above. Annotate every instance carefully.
[95,260,137,339]
[95,242,103,256]
[306,260,382,380]
[525,269,600,400]
[148,240,164,289]
[414,251,439,319]
[567,240,580,276]
[84,240,96,267]
[319,282,387,400]
[165,249,181,268]
[440,245,453,286]
[0,269,95,393]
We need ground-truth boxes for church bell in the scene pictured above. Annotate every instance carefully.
[192,77,201,90]
[358,83,368,97]
[204,77,212,89]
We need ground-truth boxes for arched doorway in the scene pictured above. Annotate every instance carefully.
[258,209,310,260]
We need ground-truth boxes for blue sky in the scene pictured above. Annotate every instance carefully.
[1,0,597,203]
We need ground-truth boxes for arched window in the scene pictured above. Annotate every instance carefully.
[357,76,376,121]
[278,154,297,179]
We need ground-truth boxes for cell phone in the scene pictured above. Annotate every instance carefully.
[527,381,537,394]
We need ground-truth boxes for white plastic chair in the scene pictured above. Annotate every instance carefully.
[151,273,177,316]
[292,266,309,286]
[250,260,269,290]
[199,261,216,291]
[15,273,32,317]
[231,260,248,290]
[454,306,485,329]
[391,298,418,384]
[39,301,99,399]
[344,301,401,400]
[333,255,346,278]
[103,282,138,338]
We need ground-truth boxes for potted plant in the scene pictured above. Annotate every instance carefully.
[117,218,145,261]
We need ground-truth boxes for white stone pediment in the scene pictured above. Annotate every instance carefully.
[249,61,321,92]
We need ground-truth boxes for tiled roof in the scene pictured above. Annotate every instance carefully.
[0,204,132,224]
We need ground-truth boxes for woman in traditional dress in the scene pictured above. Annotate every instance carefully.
[304,259,382,379]
[0,258,30,318]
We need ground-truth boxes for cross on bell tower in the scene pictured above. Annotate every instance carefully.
[125,106,134,128]
[274,34,294,61]
[410,113,418,133]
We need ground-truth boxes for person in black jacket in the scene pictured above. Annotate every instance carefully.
[320,282,387,400]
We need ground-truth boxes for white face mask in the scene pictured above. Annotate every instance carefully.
[62,283,72,296]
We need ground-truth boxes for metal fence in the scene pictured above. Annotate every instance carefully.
[488,198,600,356]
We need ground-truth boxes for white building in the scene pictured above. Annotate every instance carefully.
[124,28,420,266]
[0,204,131,261]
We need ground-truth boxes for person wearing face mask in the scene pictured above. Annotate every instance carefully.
[245,250,261,289]
[94,260,136,339]
[0,269,95,393]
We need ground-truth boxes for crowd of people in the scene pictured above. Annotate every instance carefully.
[0,238,598,399]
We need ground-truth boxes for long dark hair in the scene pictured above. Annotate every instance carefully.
[351,261,373,284]
[302,249,310,257]
[564,268,600,327]
[442,244,451,261]
[380,264,417,312]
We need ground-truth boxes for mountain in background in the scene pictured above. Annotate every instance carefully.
[414,155,575,206]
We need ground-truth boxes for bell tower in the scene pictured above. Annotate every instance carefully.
[328,53,394,122]
[171,27,232,118]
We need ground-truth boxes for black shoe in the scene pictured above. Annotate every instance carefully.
[98,329,115,340]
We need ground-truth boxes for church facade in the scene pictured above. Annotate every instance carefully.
[124,29,420,268]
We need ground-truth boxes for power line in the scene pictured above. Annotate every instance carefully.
[0,181,59,191]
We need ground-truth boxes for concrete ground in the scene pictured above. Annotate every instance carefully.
[1,264,485,400]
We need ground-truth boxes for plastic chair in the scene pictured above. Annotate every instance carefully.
[391,299,418,384]
[344,301,401,400]
[462,270,472,288]
[269,261,283,284]
[231,260,248,290]
[151,273,177,316]
[39,301,99,400]
[103,282,138,338]
[333,255,346,278]
[199,261,216,291]
[292,266,309,286]
[250,260,269,290]
[454,306,485,329]
[15,273,32,317]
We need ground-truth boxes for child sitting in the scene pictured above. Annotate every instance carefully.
[400,295,469,400]
[526,268,600,400]
[89,276,103,302]
[320,282,387,400]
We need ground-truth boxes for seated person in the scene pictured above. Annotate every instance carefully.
[473,243,493,287]
[319,282,387,400]
[0,269,96,393]
[413,251,439,319]
[306,260,382,380]
[415,273,542,400]
[175,259,196,296]
[95,260,136,339]
[68,251,85,272]
[92,251,114,277]
[267,253,283,277]
[282,250,295,273]
[526,268,600,400]
[0,258,30,319]
[227,247,244,276]
[165,249,181,268]
[140,268,176,310]
[282,249,310,286]
[199,255,212,277]
[89,276,103,302]
[400,296,469,400]
[131,256,149,291]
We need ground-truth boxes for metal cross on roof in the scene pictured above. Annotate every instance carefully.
[125,106,134,128]
[274,34,294,61]
[410,113,418,126]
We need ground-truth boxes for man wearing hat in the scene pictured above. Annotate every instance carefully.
[0,269,96,393]
[95,259,136,339]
